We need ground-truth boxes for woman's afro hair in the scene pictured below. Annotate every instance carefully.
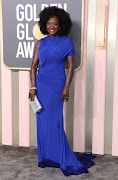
[38,6,72,36]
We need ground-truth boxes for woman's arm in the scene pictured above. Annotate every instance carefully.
[29,40,40,101]
[61,55,74,101]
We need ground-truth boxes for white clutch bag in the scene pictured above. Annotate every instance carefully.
[28,95,42,113]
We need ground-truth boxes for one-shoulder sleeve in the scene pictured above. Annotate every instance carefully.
[66,37,75,56]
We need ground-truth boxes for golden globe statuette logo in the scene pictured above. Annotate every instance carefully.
[33,24,48,40]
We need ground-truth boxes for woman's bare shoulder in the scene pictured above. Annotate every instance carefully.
[35,40,40,47]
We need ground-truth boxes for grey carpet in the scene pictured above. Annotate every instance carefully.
[0,144,118,180]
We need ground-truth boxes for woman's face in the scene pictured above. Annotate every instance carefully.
[46,16,60,37]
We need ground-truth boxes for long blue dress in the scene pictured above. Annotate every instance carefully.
[36,35,95,176]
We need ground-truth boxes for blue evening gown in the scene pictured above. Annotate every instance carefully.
[36,35,95,176]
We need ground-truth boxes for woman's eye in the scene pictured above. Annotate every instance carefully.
[47,23,58,25]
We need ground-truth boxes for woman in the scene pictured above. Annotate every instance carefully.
[29,6,95,176]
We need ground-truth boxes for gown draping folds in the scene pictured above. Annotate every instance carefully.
[36,35,95,176]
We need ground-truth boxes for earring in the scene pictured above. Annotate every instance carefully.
[59,27,60,30]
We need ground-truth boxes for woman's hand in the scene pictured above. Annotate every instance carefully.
[29,89,37,101]
[61,85,69,101]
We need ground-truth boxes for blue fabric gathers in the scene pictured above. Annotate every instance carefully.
[36,35,96,176]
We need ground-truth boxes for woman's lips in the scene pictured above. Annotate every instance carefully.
[49,29,55,32]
